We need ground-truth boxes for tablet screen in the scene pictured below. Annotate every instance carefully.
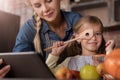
[0,52,55,79]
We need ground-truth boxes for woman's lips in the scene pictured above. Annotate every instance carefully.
[44,12,53,18]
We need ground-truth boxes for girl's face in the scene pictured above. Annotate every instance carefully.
[29,0,61,22]
[76,23,102,53]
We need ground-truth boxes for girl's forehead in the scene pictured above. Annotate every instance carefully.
[82,23,102,30]
[76,23,102,34]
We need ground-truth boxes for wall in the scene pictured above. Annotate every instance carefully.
[0,0,33,26]
[0,11,20,52]
[103,26,120,48]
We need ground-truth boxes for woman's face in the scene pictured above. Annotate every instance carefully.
[29,0,61,22]
[76,23,103,53]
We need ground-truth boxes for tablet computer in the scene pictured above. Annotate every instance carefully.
[0,52,55,79]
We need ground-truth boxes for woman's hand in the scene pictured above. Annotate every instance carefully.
[105,40,115,54]
[0,59,10,78]
[51,41,68,56]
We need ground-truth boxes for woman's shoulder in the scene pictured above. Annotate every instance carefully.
[19,16,36,32]
[22,16,35,28]
[62,11,82,18]
[17,16,36,38]
[62,11,82,26]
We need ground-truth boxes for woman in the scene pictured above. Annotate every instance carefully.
[13,0,82,61]
[0,0,82,77]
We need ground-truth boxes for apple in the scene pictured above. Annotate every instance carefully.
[80,65,100,80]
[96,63,104,74]
[54,67,72,80]
[70,70,80,79]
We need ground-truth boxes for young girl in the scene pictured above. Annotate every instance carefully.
[46,16,115,73]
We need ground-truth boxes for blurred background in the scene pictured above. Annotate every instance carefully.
[0,0,120,52]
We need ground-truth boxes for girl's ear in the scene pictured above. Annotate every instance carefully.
[74,33,79,38]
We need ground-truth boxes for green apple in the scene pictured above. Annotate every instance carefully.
[80,65,100,80]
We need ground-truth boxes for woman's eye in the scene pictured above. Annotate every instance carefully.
[34,4,41,8]
[46,0,52,3]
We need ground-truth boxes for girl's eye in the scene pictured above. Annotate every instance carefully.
[46,0,52,3]
[95,32,102,36]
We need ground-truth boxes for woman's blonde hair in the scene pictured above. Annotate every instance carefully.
[33,13,43,54]
[24,0,43,54]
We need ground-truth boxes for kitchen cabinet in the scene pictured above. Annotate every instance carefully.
[61,0,120,27]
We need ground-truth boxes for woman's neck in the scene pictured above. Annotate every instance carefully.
[47,13,64,30]
[47,13,66,39]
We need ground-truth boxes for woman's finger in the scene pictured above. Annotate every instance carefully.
[0,65,10,78]
[0,59,3,65]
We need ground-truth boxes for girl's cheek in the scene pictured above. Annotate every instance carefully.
[81,40,87,46]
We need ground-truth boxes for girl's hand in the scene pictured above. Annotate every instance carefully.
[51,41,68,56]
[105,40,115,54]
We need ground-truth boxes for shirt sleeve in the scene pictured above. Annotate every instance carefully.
[13,19,36,52]
[46,54,71,73]
[72,12,82,26]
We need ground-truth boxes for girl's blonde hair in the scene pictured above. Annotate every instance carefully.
[74,15,105,54]
[57,16,106,64]
[66,16,105,57]
[74,15,104,34]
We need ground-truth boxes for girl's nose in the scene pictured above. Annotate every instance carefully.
[91,35,97,40]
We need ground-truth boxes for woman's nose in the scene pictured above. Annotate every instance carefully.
[42,4,49,12]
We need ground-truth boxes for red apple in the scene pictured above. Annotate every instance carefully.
[54,67,72,80]
[70,70,80,79]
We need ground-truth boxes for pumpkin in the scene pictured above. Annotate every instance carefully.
[104,49,120,79]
